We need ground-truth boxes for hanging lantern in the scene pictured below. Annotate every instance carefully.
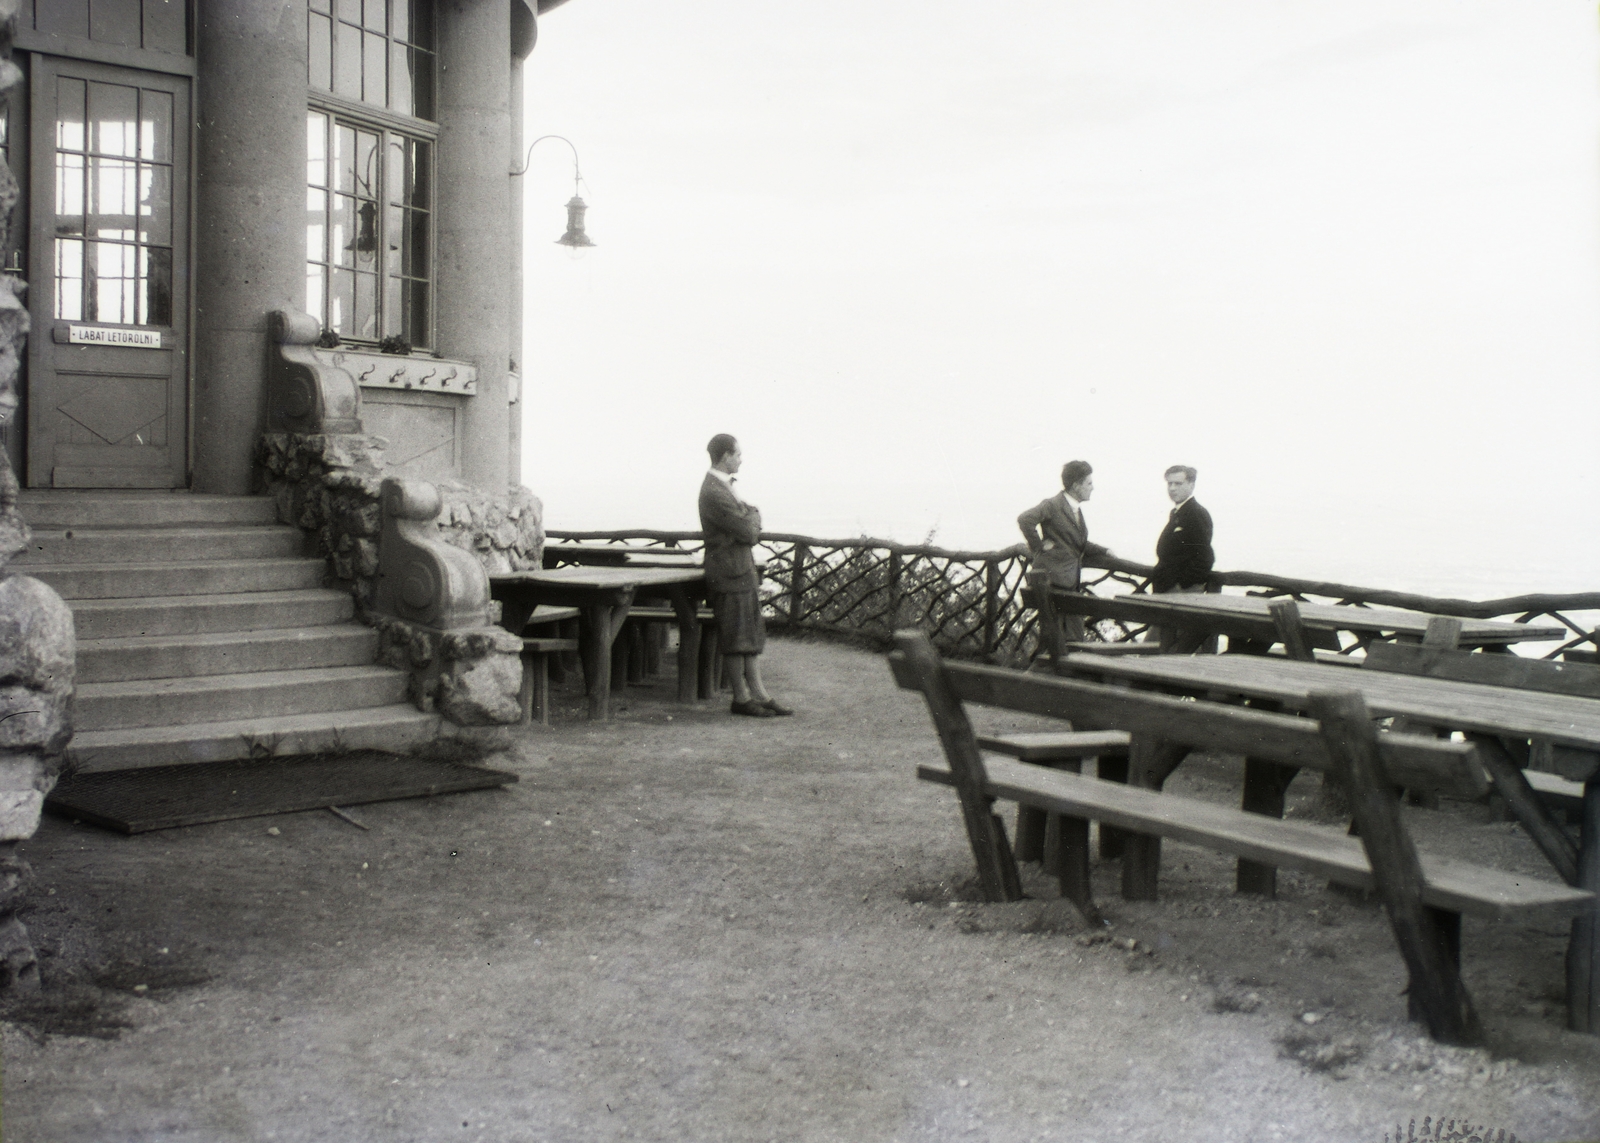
[556,195,595,248]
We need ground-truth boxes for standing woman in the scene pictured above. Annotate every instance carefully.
[699,434,793,717]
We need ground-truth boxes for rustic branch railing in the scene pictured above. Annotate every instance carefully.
[546,530,1600,664]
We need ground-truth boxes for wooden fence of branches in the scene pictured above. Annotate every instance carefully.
[546,529,1600,664]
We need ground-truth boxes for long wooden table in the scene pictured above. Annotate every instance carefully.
[1054,650,1600,1032]
[490,567,707,719]
[1046,590,1565,650]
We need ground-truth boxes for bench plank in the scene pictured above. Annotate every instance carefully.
[917,758,1592,921]
[977,731,1131,762]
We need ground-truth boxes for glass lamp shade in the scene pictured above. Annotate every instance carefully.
[556,195,596,248]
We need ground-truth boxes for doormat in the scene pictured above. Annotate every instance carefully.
[45,750,519,834]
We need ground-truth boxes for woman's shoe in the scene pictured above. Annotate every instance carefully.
[760,698,794,716]
[730,700,775,718]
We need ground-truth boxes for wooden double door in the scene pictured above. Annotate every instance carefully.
[19,55,190,489]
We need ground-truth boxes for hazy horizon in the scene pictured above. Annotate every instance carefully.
[518,1,1600,602]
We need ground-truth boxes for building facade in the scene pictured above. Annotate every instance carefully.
[3,0,560,496]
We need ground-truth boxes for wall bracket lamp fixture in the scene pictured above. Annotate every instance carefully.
[510,134,595,248]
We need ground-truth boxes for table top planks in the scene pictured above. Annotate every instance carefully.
[491,566,706,589]
[1056,651,1600,760]
[543,543,702,568]
[1096,592,1564,645]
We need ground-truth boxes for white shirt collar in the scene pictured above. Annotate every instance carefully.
[708,468,734,486]
[1170,494,1192,510]
[1062,491,1082,515]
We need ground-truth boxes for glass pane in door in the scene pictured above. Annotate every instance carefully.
[52,77,175,327]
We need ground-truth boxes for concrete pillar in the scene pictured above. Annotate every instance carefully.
[436,0,514,492]
[192,0,307,494]
[508,46,525,486]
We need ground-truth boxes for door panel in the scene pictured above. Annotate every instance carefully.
[26,56,188,489]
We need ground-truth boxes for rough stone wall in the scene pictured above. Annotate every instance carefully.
[258,432,543,726]
[369,615,524,726]
[259,432,546,612]
[0,0,71,991]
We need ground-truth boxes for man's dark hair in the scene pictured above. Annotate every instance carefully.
[1060,460,1093,491]
[1165,465,1197,483]
[707,434,738,463]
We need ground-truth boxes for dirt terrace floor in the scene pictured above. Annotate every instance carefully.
[4,635,1600,1142]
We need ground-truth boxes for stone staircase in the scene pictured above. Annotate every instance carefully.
[12,490,439,773]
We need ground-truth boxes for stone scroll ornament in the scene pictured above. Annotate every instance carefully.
[0,0,71,993]
[267,309,363,434]
[371,478,523,725]
[374,478,497,630]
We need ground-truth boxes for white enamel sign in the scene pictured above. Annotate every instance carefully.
[68,325,163,349]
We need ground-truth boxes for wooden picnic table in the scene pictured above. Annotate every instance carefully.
[490,567,707,719]
[1045,590,1565,650]
[1054,649,1600,1032]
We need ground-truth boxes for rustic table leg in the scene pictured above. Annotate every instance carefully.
[1014,803,1047,864]
[697,627,719,699]
[1121,738,1188,901]
[1237,759,1299,897]
[1041,758,1098,923]
[667,586,702,703]
[580,590,636,720]
[1097,754,1129,859]
[1569,779,1600,1034]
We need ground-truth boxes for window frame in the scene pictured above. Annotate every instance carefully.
[306,89,438,349]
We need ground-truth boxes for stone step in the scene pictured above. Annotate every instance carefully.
[24,557,326,600]
[75,665,409,732]
[16,490,278,529]
[13,525,308,566]
[68,589,355,640]
[77,626,380,683]
[68,705,442,773]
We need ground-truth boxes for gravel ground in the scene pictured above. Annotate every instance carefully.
[3,635,1599,1142]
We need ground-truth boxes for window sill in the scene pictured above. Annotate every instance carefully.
[325,347,478,396]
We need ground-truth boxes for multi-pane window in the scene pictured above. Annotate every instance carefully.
[305,112,431,346]
[53,77,174,325]
[305,0,435,347]
[308,0,435,120]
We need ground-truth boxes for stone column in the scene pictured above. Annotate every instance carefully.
[507,42,526,486]
[435,0,514,492]
[192,0,309,494]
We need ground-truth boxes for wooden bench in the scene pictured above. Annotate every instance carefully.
[617,605,722,696]
[519,605,580,725]
[889,630,1593,1043]
[977,730,1133,864]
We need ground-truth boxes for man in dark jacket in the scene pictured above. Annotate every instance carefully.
[1018,459,1111,644]
[698,434,792,717]
[1151,465,1215,653]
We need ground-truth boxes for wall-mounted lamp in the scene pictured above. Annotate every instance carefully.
[510,134,596,248]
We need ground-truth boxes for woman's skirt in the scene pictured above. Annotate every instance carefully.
[710,587,766,655]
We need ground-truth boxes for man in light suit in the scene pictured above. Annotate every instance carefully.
[1151,465,1216,653]
[699,434,792,718]
[1018,459,1111,644]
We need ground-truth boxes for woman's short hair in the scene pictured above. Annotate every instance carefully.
[707,434,739,463]
[1060,460,1093,491]
[1164,465,1197,483]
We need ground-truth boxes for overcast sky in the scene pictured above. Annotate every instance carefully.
[518,1,1600,597]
